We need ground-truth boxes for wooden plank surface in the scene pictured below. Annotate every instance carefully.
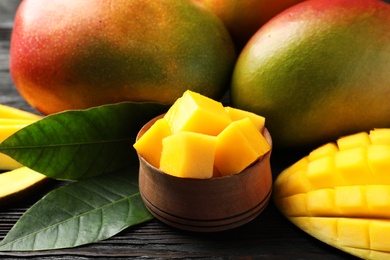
[0,4,359,259]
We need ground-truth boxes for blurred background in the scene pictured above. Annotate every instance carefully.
[0,0,22,27]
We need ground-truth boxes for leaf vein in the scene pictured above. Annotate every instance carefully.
[0,192,140,250]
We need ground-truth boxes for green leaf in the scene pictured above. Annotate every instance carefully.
[0,166,153,251]
[0,102,169,180]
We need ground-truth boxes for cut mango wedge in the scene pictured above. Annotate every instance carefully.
[273,129,390,260]
[0,105,42,170]
[0,104,47,207]
[0,167,49,207]
[0,104,41,120]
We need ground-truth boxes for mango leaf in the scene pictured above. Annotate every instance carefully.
[0,166,153,251]
[0,102,169,180]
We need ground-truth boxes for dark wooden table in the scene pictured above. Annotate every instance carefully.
[0,4,359,260]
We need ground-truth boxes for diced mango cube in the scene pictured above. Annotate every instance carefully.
[308,142,338,161]
[306,155,342,189]
[337,132,371,151]
[164,90,231,136]
[133,118,172,168]
[159,132,217,179]
[274,169,314,198]
[334,147,373,185]
[277,194,307,217]
[214,118,270,176]
[369,128,390,145]
[224,106,265,130]
[335,186,367,215]
[366,185,390,215]
[369,220,390,251]
[164,97,182,125]
[288,157,310,174]
[274,157,309,187]
[337,218,370,249]
[306,189,338,216]
[367,145,390,184]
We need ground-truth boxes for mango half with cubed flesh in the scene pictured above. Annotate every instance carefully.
[134,90,270,179]
[273,129,390,260]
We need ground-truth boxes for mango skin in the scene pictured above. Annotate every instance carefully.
[10,0,236,115]
[230,0,390,148]
[196,0,305,51]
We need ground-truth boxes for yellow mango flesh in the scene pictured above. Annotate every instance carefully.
[134,90,270,179]
[0,154,23,171]
[224,106,265,130]
[0,118,37,125]
[273,128,390,259]
[215,118,270,176]
[160,132,217,179]
[0,114,41,170]
[133,118,171,168]
[0,104,41,120]
[0,125,28,169]
[0,167,47,198]
[163,97,182,127]
[0,105,46,206]
[308,142,338,161]
[164,90,232,136]
[369,128,390,145]
[336,132,371,150]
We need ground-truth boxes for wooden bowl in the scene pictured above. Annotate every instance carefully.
[136,115,273,232]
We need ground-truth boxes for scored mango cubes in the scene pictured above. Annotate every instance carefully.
[133,90,270,179]
[273,128,390,260]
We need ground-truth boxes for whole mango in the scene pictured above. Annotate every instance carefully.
[231,0,390,148]
[196,0,305,51]
[10,0,236,115]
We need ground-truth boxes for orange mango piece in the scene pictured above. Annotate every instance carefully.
[159,132,217,179]
[164,90,231,136]
[133,118,171,168]
[224,106,265,130]
[214,118,270,176]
